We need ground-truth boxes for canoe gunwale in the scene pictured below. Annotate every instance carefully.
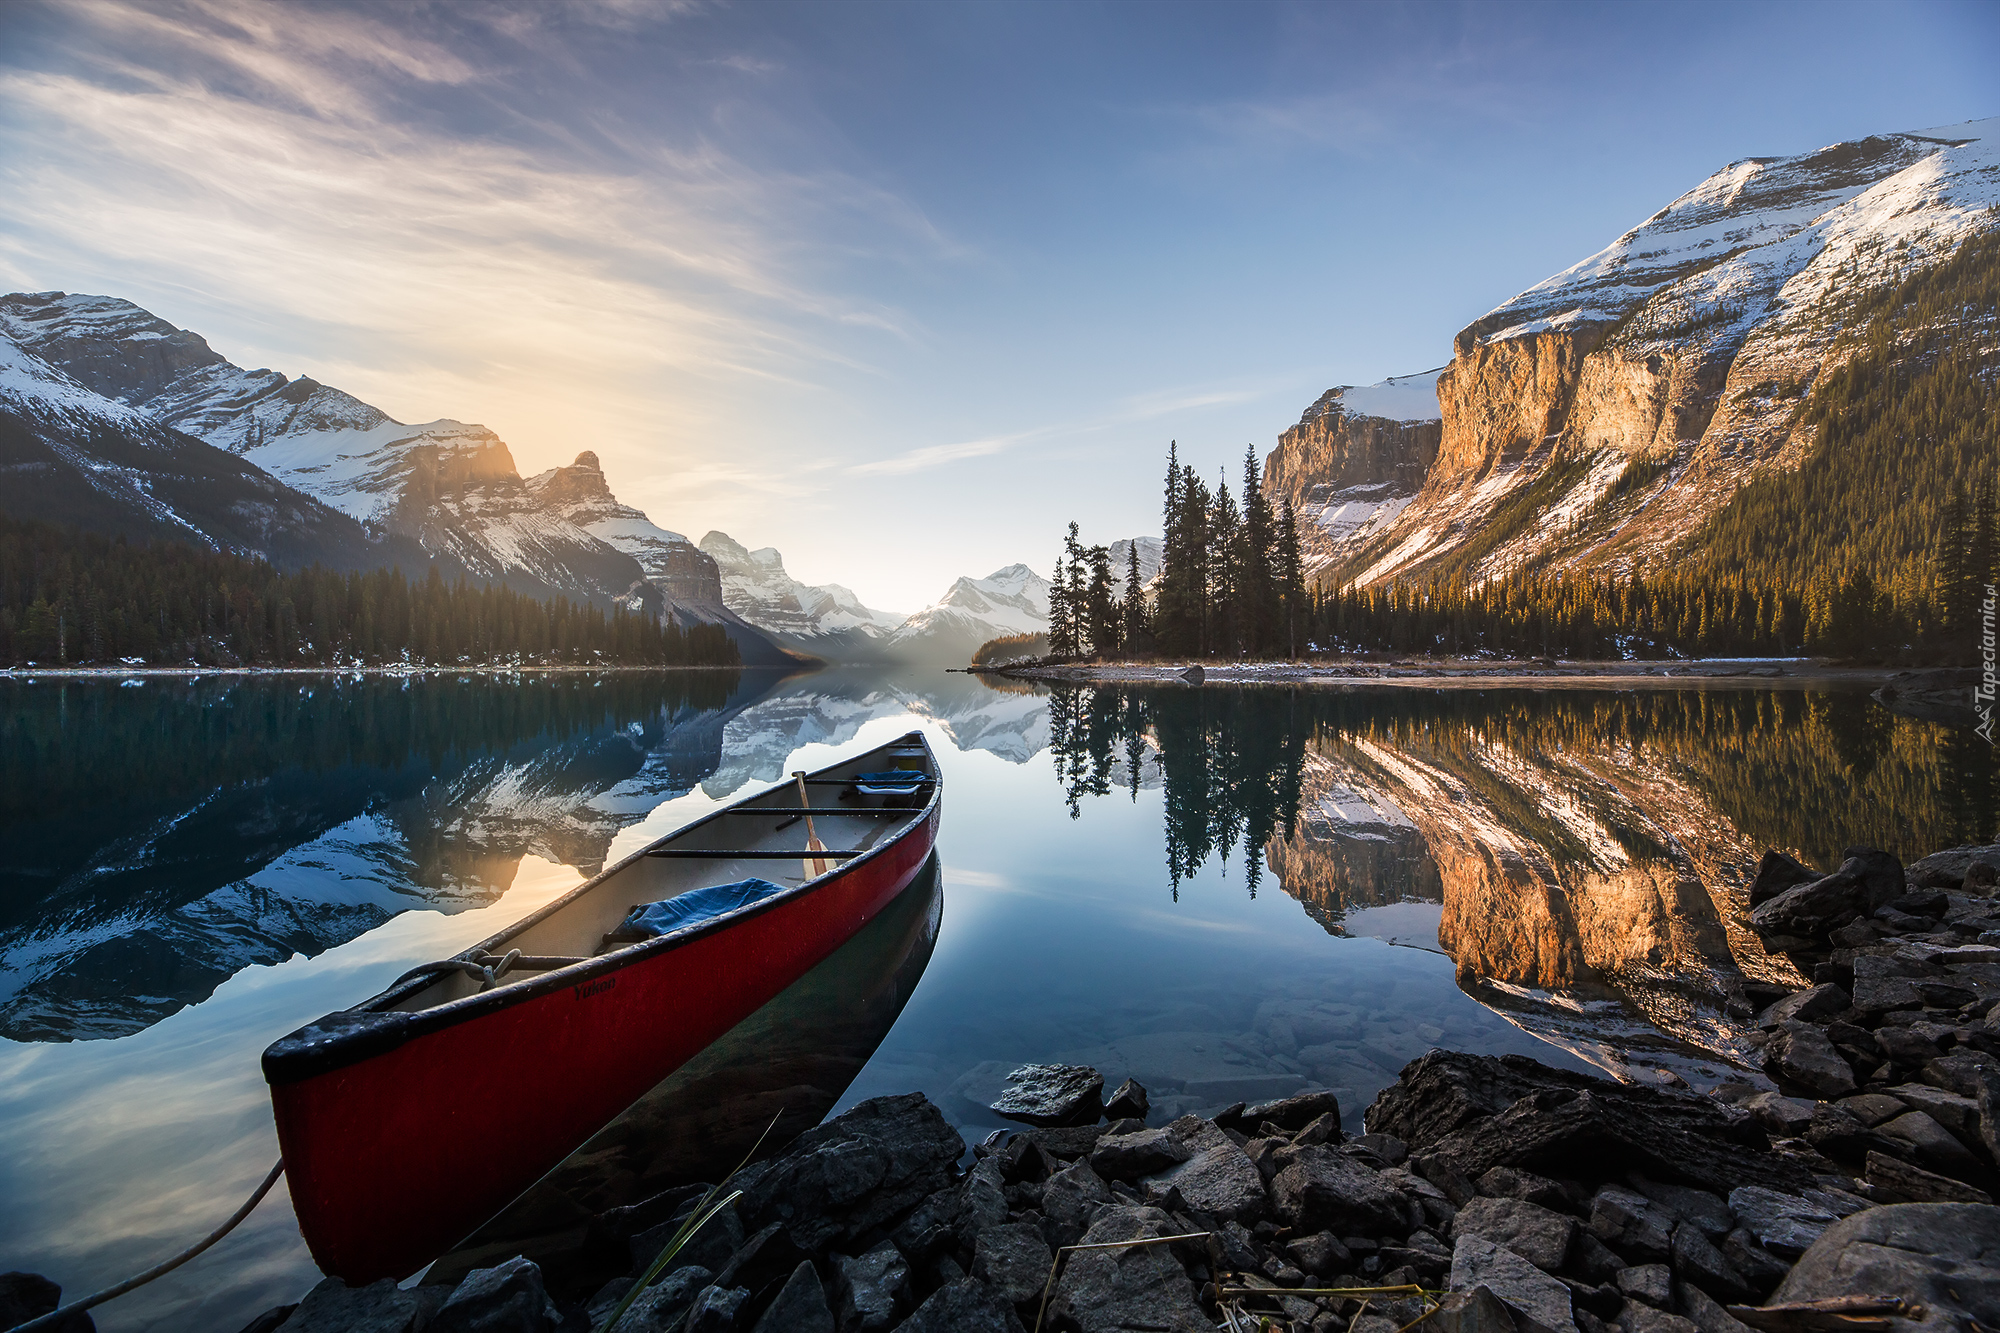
[261,731,939,1088]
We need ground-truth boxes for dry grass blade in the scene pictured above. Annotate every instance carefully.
[596,1110,786,1333]
[1030,1231,1211,1333]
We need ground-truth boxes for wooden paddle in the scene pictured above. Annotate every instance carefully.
[793,771,829,878]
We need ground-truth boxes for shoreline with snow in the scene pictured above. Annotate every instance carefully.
[0,663,772,680]
[985,658,1976,693]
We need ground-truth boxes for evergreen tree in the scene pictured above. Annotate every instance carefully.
[1085,544,1120,658]
[1275,498,1304,658]
[1122,537,1149,653]
[1208,473,1240,656]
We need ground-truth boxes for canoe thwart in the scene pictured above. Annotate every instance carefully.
[724,808,910,816]
[643,849,864,859]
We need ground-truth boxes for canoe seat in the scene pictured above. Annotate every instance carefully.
[596,877,788,953]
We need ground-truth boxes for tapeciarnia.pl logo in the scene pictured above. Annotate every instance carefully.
[1980,583,1998,744]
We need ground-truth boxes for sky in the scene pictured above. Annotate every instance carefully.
[1,0,1996,613]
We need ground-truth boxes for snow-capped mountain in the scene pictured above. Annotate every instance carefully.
[883,563,1051,664]
[0,293,713,623]
[523,456,798,665]
[1260,373,1443,578]
[1107,536,1163,589]
[698,530,905,661]
[1264,117,2000,587]
[0,330,389,569]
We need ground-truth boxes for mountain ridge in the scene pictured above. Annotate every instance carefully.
[1263,116,2000,592]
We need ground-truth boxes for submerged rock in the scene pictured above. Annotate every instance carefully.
[989,1064,1104,1127]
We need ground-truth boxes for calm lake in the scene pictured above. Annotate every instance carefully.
[1,669,1991,1330]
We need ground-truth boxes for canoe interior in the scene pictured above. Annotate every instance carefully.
[381,734,936,1013]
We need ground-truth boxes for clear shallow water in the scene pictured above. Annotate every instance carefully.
[0,670,1990,1330]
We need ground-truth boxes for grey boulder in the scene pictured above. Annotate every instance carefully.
[425,1258,559,1333]
[835,1242,910,1331]
[1089,1127,1190,1181]
[1726,1188,1842,1259]
[1450,1196,1575,1274]
[1771,1202,2000,1332]
[1143,1143,1267,1223]
[1446,1235,1578,1333]
[990,1064,1103,1127]
[1269,1144,1410,1236]
[891,1278,1025,1333]
[972,1222,1054,1306]
[752,1263,833,1333]
[277,1279,421,1333]
[1765,1023,1857,1099]
[1048,1205,1209,1333]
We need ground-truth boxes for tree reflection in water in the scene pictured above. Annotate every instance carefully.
[1047,682,2000,1084]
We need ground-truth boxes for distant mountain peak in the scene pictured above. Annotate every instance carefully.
[698,530,903,656]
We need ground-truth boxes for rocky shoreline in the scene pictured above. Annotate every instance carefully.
[13,843,2000,1333]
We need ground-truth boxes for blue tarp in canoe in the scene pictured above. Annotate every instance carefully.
[855,770,924,785]
[617,878,787,937]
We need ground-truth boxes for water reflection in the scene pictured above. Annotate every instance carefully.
[1044,684,1999,1086]
[4,671,1991,1332]
[0,673,752,1041]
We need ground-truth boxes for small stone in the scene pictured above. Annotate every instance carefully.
[1833,1093,1908,1127]
[1271,1145,1411,1236]
[1765,1022,1857,1098]
[835,1241,910,1331]
[1877,1109,1984,1176]
[1355,1133,1409,1165]
[1297,1112,1342,1146]
[1740,1091,1815,1138]
[1145,1143,1267,1222]
[1725,1188,1838,1258]
[1431,1285,1520,1333]
[1675,1281,1755,1333]
[1620,1306,1701,1333]
[1285,1231,1352,1277]
[0,1273,90,1333]
[1616,1263,1673,1307]
[277,1278,422,1333]
[1749,851,1819,907]
[1475,1168,1571,1211]
[751,1263,832,1333]
[1048,1205,1210,1333]
[1102,1078,1149,1121]
[1864,1150,1994,1204]
[971,1222,1053,1306]
[684,1285,749,1333]
[1587,1187,1673,1264]
[891,1277,1026,1333]
[1447,1235,1578,1333]
[619,1266,715,1332]
[1756,984,1850,1027]
[1629,1179,1731,1240]
[1923,1051,2000,1098]
[1668,1223,1752,1304]
[1451,1196,1575,1274]
[1089,1127,1189,1181]
[426,1257,560,1333]
[990,1065,1103,1127]
[1719,1229,1791,1296]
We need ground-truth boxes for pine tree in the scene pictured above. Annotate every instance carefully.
[1122,537,1149,654]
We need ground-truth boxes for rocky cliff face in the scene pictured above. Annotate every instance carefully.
[1260,374,1443,579]
[1268,117,2000,588]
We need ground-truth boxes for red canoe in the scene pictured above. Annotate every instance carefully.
[263,730,940,1283]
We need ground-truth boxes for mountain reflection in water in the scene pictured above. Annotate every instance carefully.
[1044,683,2000,1085]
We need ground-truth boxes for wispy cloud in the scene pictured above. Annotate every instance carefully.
[0,0,953,490]
[846,376,1274,477]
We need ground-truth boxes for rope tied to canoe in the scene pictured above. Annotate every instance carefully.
[393,947,524,992]
[6,1159,286,1333]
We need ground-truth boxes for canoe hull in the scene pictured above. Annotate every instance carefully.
[271,801,937,1283]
